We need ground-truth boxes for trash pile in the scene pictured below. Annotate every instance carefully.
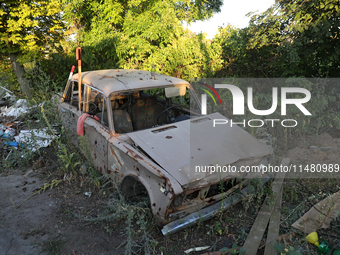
[1,98,33,118]
[0,86,15,107]
[0,86,43,119]
[0,123,16,139]
[0,86,58,164]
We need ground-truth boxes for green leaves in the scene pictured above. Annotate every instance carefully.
[215,0,340,78]
[274,242,302,255]
[60,0,223,81]
[274,242,285,252]
[0,0,64,56]
[219,242,246,254]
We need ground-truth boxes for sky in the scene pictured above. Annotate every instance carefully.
[187,0,276,39]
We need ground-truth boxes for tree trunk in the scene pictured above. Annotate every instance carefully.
[9,53,32,98]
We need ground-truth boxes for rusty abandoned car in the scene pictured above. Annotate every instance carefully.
[59,69,271,235]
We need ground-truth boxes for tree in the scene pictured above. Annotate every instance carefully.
[216,0,340,78]
[278,0,340,77]
[214,1,340,135]
[247,0,340,77]
[61,0,223,79]
[0,0,63,96]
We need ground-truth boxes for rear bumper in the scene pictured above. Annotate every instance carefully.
[161,175,270,235]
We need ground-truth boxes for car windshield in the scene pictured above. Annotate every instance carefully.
[102,86,200,133]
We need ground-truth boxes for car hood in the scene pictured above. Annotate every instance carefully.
[127,112,271,187]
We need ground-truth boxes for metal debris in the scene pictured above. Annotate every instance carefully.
[184,246,210,254]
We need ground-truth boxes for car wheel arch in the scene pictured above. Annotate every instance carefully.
[120,174,169,226]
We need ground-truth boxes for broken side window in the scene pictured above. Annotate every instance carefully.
[63,81,84,109]
[92,92,109,129]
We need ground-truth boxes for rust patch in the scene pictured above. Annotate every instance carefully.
[134,154,143,160]
[110,131,120,138]
[122,144,175,195]
[123,145,144,161]
[99,75,114,80]
[110,145,123,171]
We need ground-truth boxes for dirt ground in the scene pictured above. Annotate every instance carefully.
[0,168,127,255]
[288,132,340,166]
[0,131,340,255]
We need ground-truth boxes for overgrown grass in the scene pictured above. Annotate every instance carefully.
[41,237,66,255]
[73,175,157,255]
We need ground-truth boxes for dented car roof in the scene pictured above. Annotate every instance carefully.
[72,69,190,96]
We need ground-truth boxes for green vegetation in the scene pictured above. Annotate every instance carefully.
[1,0,339,139]
[2,0,340,93]
[0,0,64,97]
[1,1,340,254]
[215,0,340,78]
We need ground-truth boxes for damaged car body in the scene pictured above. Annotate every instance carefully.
[59,69,271,235]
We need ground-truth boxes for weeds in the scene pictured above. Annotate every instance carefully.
[124,212,136,255]
[41,237,66,255]
[240,178,271,214]
[274,242,302,255]
[74,176,156,255]
[25,64,62,101]
[41,105,81,176]
[220,242,246,254]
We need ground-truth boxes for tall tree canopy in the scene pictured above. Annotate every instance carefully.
[61,0,223,79]
[0,0,63,96]
[216,0,340,78]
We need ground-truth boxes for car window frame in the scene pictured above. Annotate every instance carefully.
[63,80,113,132]
[82,84,112,132]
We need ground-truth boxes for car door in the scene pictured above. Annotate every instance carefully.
[82,88,110,173]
